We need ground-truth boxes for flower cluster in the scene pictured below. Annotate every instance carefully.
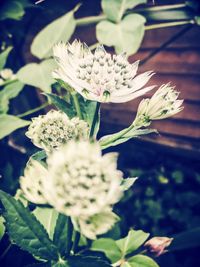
[53,40,155,103]
[136,83,183,123]
[0,68,16,85]
[26,110,89,152]
[20,141,124,239]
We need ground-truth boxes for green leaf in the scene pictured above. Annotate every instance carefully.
[0,46,12,70]
[17,59,56,92]
[0,114,30,139]
[0,190,59,261]
[116,229,149,256]
[0,1,25,21]
[30,150,47,162]
[82,101,100,138]
[31,7,78,59]
[102,0,147,22]
[45,93,76,119]
[0,216,5,241]
[128,255,159,267]
[121,177,138,191]
[0,81,24,113]
[53,214,73,256]
[67,255,111,267]
[100,126,156,149]
[96,14,146,55]
[169,227,200,251]
[91,238,121,263]
[33,208,58,240]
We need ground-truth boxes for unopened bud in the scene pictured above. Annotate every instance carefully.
[144,236,173,257]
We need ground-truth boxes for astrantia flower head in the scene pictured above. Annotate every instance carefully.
[20,160,48,204]
[136,83,183,121]
[26,110,89,152]
[52,40,155,103]
[43,141,123,218]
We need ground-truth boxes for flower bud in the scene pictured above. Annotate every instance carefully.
[144,236,173,257]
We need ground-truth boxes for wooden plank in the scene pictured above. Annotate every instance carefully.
[101,108,200,139]
[129,50,200,75]
[102,101,200,122]
[141,26,200,49]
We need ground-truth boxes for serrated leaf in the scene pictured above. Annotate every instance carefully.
[67,255,111,267]
[31,8,77,59]
[96,14,146,56]
[45,93,76,119]
[0,81,24,113]
[53,214,73,256]
[0,46,12,70]
[91,238,121,263]
[33,208,58,240]
[0,114,30,139]
[128,255,159,267]
[0,190,59,261]
[116,229,149,256]
[102,0,147,22]
[17,59,56,92]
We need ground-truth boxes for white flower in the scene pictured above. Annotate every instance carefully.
[52,40,155,103]
[43,141,123,218]
[0,68,13,80]
[74,211,119,240]
[136,83,183,121]
[26,110,89,152]
[20,160,48,204]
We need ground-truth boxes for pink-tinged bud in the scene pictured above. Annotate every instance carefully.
[144,237,174,257]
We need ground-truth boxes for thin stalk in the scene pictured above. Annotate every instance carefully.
[72,231,80,254]
[76,14,106,26]
[17,102,49,118]
[71,93,83,119]
[145,20,194,30]
[0,244,12,260]
[89,102,100,138]
[0,78,17,87]
[136,3,187,12]
[66,217,74,256]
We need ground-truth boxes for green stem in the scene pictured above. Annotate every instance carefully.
[89,102,100,139]
[71,93,83,119]
[17,102,49,118]
[145,20,194,30]
[0,78,17,87]
[0,244,12,260]
[66,217,74,256]
[72,231,80,254]
[136,3,187,12]
[76,14,106,26]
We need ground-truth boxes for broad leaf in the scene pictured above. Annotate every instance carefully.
[53,214,73,256]
[17,59,56,92]
[91,238,121,263]
[116,229,149,256]
[45,93,76,119]
[33,208,58,240]
[0,46,12,70]
[0,114,30,139]
[67,255,111,267]
[31,7,77,59]
[0,216,5,241]
[0,190,59,261]
[0,81,24,113]
[102,0,147,22]
[0,1,25,21]
[128,255,159,267]
[96,14,146,55]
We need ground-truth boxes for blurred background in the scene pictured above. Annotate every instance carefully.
[0,0,200,266]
